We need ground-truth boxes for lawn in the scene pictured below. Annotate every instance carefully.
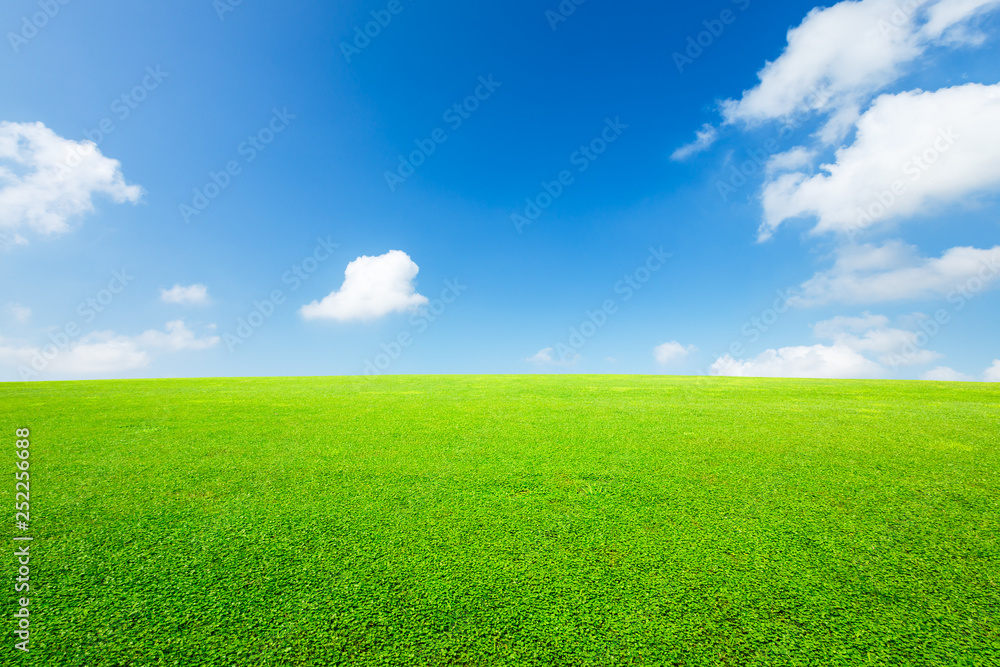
[3,375,999,665]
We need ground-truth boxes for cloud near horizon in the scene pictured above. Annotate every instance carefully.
[711,313,943,379]
[527,347,580,368]
[654,341,697,365]
[922,359,1000,381]
[0,320,218,379]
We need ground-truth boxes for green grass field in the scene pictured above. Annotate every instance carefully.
[3,375,999,665]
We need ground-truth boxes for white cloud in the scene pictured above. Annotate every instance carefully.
[160,283,211,306]
[711,344,883,379]
[759,83,1000,240]
[671,124,718,161]
[921,366,976,381]
[0,121,142,238]
[527,347,579,367]
[653,341,696,365]
[791,241,1000,306]
[921,359,1000,381]
[711,312,943,378]
[136,320,220,351]
[49,333,152,375]
[721,0,1000,132]
[812,313,941,366]
[7,303,30,323]
[809,312,890,337]
[0,320,218,379]
[300,250,428,322]
[923,0,1000,41]
[766,147,816,175]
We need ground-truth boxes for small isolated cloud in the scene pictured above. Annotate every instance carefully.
[160,283,211,306]
[791,241,1000,306]
[759,83,1000,240]
[671,124,718,161]
[654,341,696,365]
[7,303,30,323]
[983,360,1000,382]
[527,347,579,367]
[0,121,142,239]
[0,320,219,379]
[300,250,428,322]
[921,366,976,381]
[711,312,943,379]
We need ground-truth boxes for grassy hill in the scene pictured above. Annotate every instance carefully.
[4,376,998,665]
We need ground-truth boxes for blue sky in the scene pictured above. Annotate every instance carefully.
[1,0,999,381]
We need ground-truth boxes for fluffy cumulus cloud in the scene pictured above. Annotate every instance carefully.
[0,121,142,240]
[160,284,211,306]
[711,343,883,379]
[670,124,718,161]
[0,320,218,380]
[983,360,1000,382]
[722,0,1000,134]
[790,241,1000,305]
[760,83,1000,239]
[300,250,428,322]
[811,313,941,366]
[653,341,697,365]
[711,313,943,379]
